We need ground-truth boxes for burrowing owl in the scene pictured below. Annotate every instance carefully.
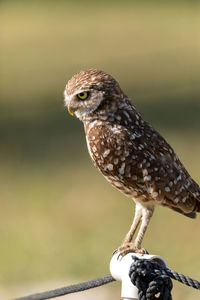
[64,69,200,253]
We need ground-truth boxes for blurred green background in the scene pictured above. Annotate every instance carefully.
[0,0,200,299]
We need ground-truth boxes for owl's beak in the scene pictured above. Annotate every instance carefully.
[68,105,74,116]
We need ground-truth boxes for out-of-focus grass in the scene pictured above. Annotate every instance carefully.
[0,1,200,299]
[1,0,200,106]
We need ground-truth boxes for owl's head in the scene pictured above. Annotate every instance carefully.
[64,69,125,121]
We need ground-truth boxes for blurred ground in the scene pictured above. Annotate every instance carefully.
[0,0,200,299]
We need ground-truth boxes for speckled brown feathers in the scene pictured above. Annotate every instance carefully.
[66,69,123,97]
[64,69,200,252]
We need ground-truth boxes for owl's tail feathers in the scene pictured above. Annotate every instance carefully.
[170,207,196,219]
[168,187,200,218]
[194,198,200,213]
[192,186,200,213]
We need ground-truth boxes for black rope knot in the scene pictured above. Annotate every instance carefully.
[129,257,173,300]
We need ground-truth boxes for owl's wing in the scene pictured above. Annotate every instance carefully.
[139,130,200,214]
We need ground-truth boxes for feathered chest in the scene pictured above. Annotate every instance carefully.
[84,120,152,200]
[85,120,144,184]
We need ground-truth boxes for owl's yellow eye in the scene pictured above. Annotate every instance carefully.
[77,91,89,100]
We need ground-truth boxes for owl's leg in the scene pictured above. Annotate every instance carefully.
[117,205,154,256]
[134,206,154,249]
[123,203,143,244]
[114,204,142,255]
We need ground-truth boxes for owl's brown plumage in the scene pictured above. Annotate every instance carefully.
[64,69,200,252]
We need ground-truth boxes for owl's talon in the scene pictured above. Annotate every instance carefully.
[114,242,148,258]
[112,248,120,255]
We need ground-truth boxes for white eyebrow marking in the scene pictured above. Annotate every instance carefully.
[64,88,91,106]
[72,89,90,96]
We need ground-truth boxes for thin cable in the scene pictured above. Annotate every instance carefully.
[14,275,115,300]
[164,268,200,290]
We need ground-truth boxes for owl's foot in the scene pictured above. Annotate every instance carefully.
[113,242,148,258]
